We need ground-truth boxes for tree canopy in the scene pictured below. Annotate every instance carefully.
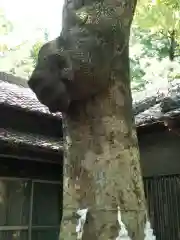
[130,0,180,91]
[0,0,180,92]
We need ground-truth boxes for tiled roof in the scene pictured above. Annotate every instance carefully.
[133,79,180,127]
[0,79,61,118]
[1,73,180,128]
[0,128,63,152]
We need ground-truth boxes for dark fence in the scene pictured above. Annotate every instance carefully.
[144,175,180,240]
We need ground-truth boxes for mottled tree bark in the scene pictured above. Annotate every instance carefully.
[60,0,147,239]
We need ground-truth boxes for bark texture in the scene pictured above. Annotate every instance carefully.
[60,1,147,239]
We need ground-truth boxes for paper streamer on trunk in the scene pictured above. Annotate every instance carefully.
[76,208,88,239]
[75,206,156,239]
[116,206,131,240]
[116,206,156,240]
[144,220,156,240]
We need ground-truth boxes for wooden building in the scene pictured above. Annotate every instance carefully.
[0,75,63,240]
[134,82,180,240]
[1,72,180,239]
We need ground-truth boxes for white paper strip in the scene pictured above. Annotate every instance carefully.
[75,207,156,240]
[144,220,156,240]
[116,206,156,240]
[116,206,132,240]
[76,208,88,239]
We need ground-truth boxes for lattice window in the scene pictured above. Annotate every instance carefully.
[0,177,61,240]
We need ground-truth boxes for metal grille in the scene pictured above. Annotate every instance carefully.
[0,177,61,240]
[144,175,180,240]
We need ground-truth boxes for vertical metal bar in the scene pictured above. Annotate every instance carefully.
[169,177,174,239]
[149,178,155,233]
[145,175,180,240]
[171,176,178,240]
[175,177,180,237]
[155,177,161,239]
[28,181,34,240]
[161,177,165,240]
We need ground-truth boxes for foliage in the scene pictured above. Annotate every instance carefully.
[0,0,180,92]
[135,0,180,32]
[130,0,180,91]
[0,9,12,54]
[30,41,44,66]
[0,9,45,79]
[134,0,180,60]
[0,8,13,35]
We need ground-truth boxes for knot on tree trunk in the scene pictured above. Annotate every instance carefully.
[28,1,129,113]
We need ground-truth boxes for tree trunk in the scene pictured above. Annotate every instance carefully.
[60,0,148,239]
[169,30,175,61]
